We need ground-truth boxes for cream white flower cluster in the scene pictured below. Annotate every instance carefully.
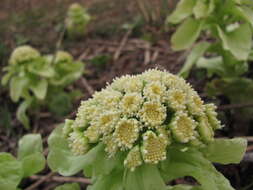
[63,69,222,171]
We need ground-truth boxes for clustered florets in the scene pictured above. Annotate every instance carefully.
[63,69,222,171]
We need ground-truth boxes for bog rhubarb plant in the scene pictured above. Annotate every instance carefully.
[48,69,247,190]
[1,45,84,128]
[65,3,91,38]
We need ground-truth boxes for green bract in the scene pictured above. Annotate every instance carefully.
[1,45,84,128]
[48,70,247,190]
[65,3,91,38]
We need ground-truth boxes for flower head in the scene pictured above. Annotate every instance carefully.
[64,69,222,170]
[138,101,166,127]
[124,146,143,171]
[167,89,186,110]
[68,131,90,155]
[113,118,139,149]
[9,45,40,65]
[143,81,166,101]
[120,93,143,115]
[55,51,73,64]
[170,112,197,143]
[141,131,167,164]
[63,119,74,138]
[205,103,222,129]
[84,123,100,143]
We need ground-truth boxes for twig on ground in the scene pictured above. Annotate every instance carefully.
[247,145,253,152]
[134,0,150,22]
[113,29,132,61]
[218,103,253,111]
[241,136,253,142]
[51,26,66,65]
[80,77,94,96]
[78,47,91,61]
[144,42,151,65]
[91,39,169,54]
[243,152,253,162]
[25,172,55,190]
[30,175,91,185]
[151,50,159,63]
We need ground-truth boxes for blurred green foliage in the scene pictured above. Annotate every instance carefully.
[65,3,91,39]
[167,0,253,118]
[1,46,84,128]
[0,134,45,190]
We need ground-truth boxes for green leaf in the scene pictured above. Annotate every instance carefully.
[193,1,208,19]
[18,134,46,177]
[30,79,48,100]
[0,153,23,190]
[1,72,13,86]
[234,6,253,27]
[83,148,124,178]
[196,56,226,77]
[179,42,210,78]
[166,0,196,24]
[124,164,167,190]
[50,62,84,86]
[27,58,55,78]
[201,138,247,164]
[18,134,43,158]
[160,146,234,190]
[21,152,46,177]
[171,18,203,51]
[47,125,114,176]
[55,183,81,190]
[47,91,72,116]
[217,23,252,60]
[10,76,29,102]
[16,99,32,129]
[87,170,123,190]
